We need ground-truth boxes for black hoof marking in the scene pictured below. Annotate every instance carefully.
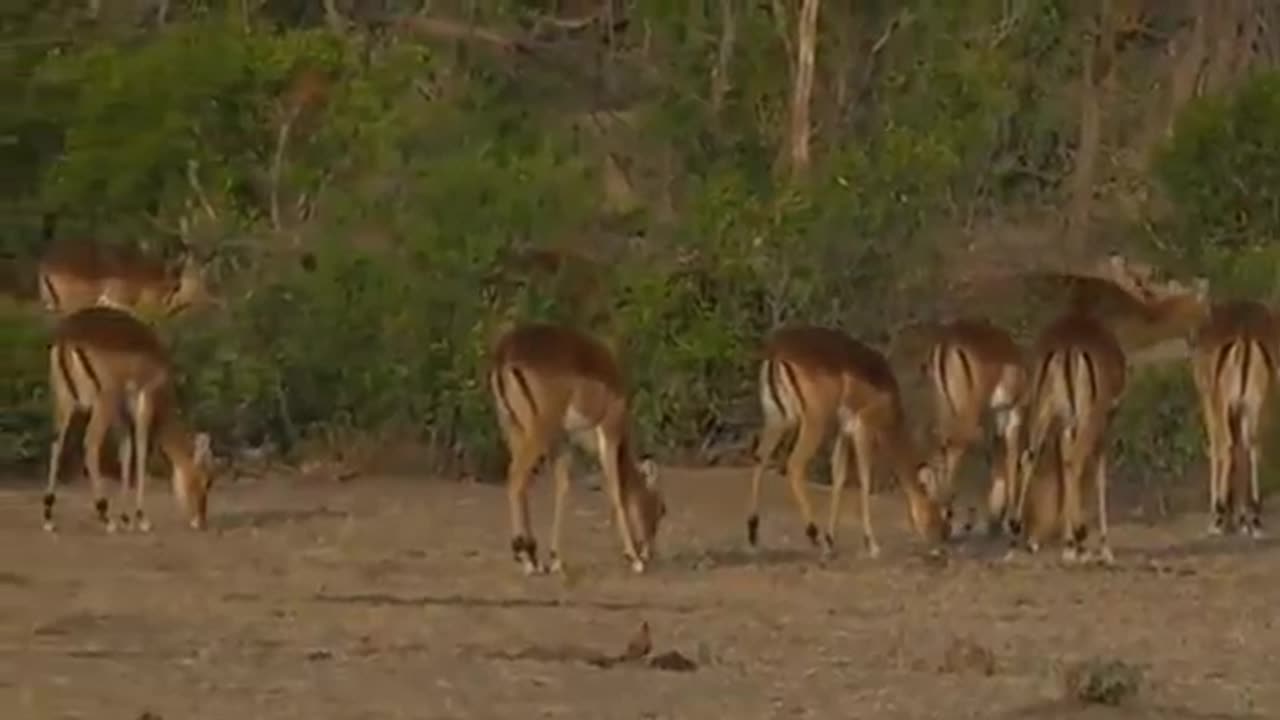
[42,493,55,521]
[94,498,109,522]
[746,514,760,546]
[822,532,835,550]
[804,523,819,547]
[511,535,530,562]
[1072,524,1088,545]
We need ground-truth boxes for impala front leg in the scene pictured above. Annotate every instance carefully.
[597,429,645,573]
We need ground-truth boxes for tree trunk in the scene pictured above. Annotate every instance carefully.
[322,0,346,34]
[1066,1,1115,251]
[786,0,821,182]
[710,0,737,122]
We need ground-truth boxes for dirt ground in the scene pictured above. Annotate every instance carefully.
[0,466,1276,720]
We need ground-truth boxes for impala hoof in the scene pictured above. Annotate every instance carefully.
[137,517,153,533]
[42,521,56,533]
[628,556,646,574]
[548,555,565,575]
[1097,546,1115,566]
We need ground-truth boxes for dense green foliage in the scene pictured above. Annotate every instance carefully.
[3,1,1280,497]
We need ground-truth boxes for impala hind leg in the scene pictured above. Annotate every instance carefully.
[990,408,1022,536]
[1093,451,1115,565]
[1200,385,1231,536]
[784,418,824,551]
[747,416,790,549]
[82,404,118,533]
[505,434,546,575]
[112,419,135,531]
[1237,406,1265,538]
[1010,401,1054,544]
[131,393,156,532]
[43,408,77,533]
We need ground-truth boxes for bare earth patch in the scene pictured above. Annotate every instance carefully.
[0,468,1276,719]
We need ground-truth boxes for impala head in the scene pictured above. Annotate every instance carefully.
[909,462,951,546]
[173,431,214,530]
[625,456,667,558]
[164,253,209,315]
[922,449,958,518]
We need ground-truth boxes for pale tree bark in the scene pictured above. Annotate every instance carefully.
[322,0,347,34]
[785,0,821,182]
[710,0,737,121]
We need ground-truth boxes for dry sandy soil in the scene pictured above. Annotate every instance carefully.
[0,466,1276,720]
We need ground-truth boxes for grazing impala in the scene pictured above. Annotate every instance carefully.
[1191,300,1277,538]
[1010,311,1126,564]
[747,325,948,559]
[923,319,1028,535]
[489,322,665,575]
[38,231,205,319]
[44,306,212,533]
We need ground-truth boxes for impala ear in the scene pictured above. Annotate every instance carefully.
[638,455,659,491]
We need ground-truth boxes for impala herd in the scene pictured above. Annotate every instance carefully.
[19,234,1279,577]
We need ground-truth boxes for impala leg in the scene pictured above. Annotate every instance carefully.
[823,432,851,557]
[597,428,646,574]
[548,449,573,574]
[132,394,155,533]
[1058,428,1082,564]
[1241,407,1264,538]
[992,408,1022,536]
[747,418,789,549]
[113,417,135,531]
[784,417,824,551]
[1011,401,1053,543]
[1199,379,1230,536]
[849,418,880,559]
[1094,451,1114,565]
[505,435,544,575]
[43,407,76,533]
[82,404,116,533]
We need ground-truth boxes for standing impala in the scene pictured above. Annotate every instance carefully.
[747,325,948,559]
[489,322,665,575]
[37,216,206,319]
[1010,311,1126,564]
[1191,300,1277,538]
[923,319,1028,535]
[44,306,212,533]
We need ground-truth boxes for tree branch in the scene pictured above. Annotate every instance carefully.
[396,15,528,54]
[268,105,300,232]
[186,160,218,222]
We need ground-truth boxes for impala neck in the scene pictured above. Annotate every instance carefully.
[154,398,196,473]
[882,408,930,501]
[615,432,645,497]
